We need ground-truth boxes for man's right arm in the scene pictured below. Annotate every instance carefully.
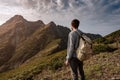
[66,32,75,61]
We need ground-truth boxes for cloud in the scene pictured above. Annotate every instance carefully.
[0,0,20,6]
[0,0,120,36]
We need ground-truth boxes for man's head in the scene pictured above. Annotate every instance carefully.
[71,19,80,29]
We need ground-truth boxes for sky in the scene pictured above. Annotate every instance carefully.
[0,0,120,36]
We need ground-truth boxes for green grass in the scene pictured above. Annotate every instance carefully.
[0,50,66,80]
[45,39,61,49]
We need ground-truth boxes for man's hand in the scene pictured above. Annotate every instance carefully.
[65,60,69,66]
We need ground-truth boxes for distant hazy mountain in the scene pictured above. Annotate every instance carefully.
[85,33,102,40]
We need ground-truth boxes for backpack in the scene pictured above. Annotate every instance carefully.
[76,31,93,61]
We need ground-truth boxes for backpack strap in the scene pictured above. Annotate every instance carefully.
[76,31,92,45]
[75,30,85,41]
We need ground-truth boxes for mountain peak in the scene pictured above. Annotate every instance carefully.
[47,21,56,27]
[5,15,26,24]
[11,15,25,21]
[13,15,24,18]
[49,21,55,24]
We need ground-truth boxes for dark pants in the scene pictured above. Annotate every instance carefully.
[69,58,85,80]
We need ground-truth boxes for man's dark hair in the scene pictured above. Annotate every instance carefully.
[71,19,80,29]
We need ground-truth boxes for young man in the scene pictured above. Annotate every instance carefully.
[65,19,85,80]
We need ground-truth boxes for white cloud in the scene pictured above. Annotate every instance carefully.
[0,0,120,36]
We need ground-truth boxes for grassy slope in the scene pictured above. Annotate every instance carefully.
[105,29,120,43]
[0,48,119,80]
[0,39,66,80]
[105,29,120,38]
[36,49,120,80]
[84,49,120,80]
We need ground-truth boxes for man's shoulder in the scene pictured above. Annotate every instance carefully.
[69,31,76,36]
[69,29,83,35]
[77,29,83,33]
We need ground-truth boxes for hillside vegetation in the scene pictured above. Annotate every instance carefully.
[0,49,119,80]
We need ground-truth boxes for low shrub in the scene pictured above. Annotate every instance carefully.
[94,38,114,44]
[94,38,106,44]
[93,45,117,54]
[103,39,114,44]
[49,58,63,71]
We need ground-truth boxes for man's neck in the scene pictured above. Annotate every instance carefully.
[72,28,78,31]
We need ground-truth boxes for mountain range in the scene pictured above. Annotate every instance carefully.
[0,15,119,80]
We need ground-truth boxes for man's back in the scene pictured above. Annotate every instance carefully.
[66,29,83,60]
